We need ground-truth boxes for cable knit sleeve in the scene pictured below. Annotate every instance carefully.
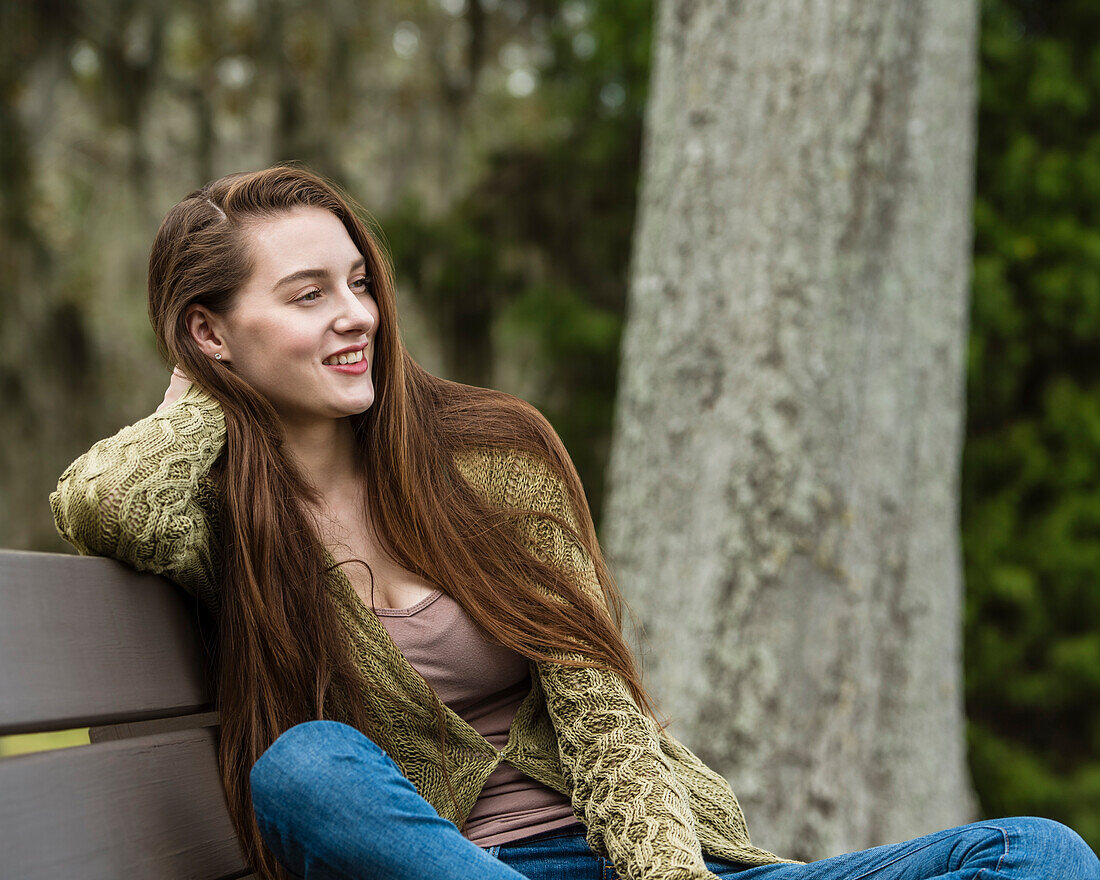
[49,383,227,615]
[506,451,721,880]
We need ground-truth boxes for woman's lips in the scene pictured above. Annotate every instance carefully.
[323,358,369,375]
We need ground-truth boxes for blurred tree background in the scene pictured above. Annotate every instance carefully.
[0,0,1096,853]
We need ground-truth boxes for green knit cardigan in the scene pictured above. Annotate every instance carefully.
[49,383,799,880]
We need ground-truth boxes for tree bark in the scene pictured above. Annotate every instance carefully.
[605,0,980,860]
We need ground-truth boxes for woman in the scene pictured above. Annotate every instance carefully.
[50,165,1098,880]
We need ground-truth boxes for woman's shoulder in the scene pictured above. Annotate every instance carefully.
[450,444,571,516]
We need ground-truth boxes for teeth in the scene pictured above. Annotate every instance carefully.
[324,349,364,366]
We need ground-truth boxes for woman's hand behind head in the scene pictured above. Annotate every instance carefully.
[156,366,194,413]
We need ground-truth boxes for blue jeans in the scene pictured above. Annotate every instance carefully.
[250,720,1100,880]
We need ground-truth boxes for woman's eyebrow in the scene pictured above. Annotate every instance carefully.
[273,256,367,290]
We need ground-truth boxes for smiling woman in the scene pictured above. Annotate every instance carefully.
[50,164,1097,880]
[53,163,732,880]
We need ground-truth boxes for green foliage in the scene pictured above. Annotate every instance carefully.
[497,280,622,470]
[964,0,1100,845]
[379,0,654,516]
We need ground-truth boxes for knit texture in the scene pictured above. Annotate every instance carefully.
[50,384,801,880]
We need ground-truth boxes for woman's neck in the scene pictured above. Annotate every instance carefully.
[282,416,361,502]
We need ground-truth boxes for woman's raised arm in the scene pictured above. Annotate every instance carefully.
[49,377,227,615]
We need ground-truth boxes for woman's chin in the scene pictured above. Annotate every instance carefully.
[274,393,375,425]
[336,392,376,417]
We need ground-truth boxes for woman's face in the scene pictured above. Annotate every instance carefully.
[201,206,380,427]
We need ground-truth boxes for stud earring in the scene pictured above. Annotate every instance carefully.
[214,353,222,360]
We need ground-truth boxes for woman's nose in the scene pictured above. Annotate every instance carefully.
[333,285,375,333]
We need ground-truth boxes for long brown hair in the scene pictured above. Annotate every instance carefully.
[146,163,661,880]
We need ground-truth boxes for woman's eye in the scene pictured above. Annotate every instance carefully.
[297,289,321,303]
[352,277,371,292]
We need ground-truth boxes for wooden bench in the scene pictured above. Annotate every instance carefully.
[0,549,256,879]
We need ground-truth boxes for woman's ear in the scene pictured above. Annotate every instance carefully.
[185,304,232,363]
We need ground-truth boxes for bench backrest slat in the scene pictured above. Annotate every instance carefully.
[0,726,251,880]
[0,550,212,734]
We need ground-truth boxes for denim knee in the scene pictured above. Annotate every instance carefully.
[1003,816,1099,879]
[249,720,395,824]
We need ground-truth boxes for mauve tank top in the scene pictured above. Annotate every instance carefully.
[373,588,584,848]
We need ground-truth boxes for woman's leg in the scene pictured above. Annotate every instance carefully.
[703,816,1099,880]
[488,827,605,880]
[249,719,528,880]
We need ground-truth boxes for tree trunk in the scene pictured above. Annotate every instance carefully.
[604,0,980,861]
